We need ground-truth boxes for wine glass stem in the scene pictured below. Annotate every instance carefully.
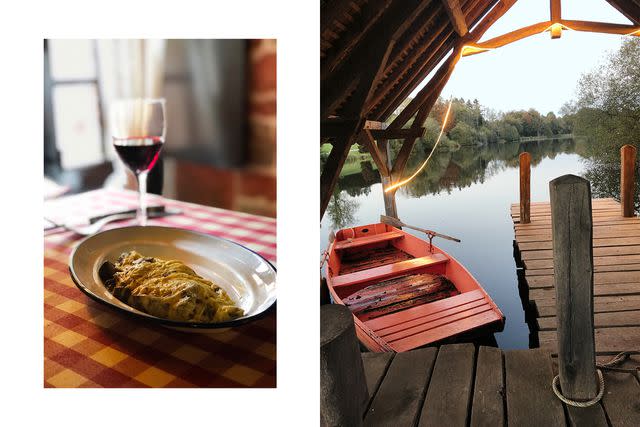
[137,170,149,226]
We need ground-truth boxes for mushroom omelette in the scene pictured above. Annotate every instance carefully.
[99,251,244,322]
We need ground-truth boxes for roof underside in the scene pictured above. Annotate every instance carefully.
[320,0,640,124]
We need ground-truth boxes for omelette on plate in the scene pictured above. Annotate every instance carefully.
[99,251,243,322]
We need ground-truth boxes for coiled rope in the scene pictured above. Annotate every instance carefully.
[551,351,636,407]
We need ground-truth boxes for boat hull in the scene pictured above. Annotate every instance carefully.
[325,223,504,352]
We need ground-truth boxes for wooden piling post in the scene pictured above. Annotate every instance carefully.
[519,152,531,224]
[549,174,597,400]
[620,144,636,217]
[321,304,368,426]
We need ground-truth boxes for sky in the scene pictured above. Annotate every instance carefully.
[413,0,634,115]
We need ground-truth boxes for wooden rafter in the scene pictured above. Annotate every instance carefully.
[376,33,455,120]
[605,0,640,25]
[364,17,451,115]
[321,0,423,118]
[389,45,462,129]
[321,0,394,80]
[375,0,515,121]
[442,0,468,36]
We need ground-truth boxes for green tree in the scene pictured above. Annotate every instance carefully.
[571,38,640,162]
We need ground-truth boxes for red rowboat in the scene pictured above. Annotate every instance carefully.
[325,222,504,352]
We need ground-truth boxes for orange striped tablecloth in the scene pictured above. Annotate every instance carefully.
[44,189,276,387]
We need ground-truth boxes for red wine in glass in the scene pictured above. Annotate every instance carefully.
[113,136,164,174]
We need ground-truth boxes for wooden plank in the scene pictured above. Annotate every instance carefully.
[366,289,486,331]
[525,253,640,270]
[519,237,640,251]
[530,283,640,299]
[321,305,369,426]
[539,326,640,355]
[522,244,640,261]
[535,295,640,317]
[537,310,640,331]
[504,349,565,426]
[383,304,493,342]
[470,346,504,427]
[334,230,404,250]
[361,352,394,404]
[364,347,438,427]
[516,225,640,240]
[526,270,640,288]
[519,152,531,224]
[419,344,475,427]
[372,297,488,337]
[601,354,640,427]
[529,262,640,275]
[390,310,502,352]
[332,254,448,290]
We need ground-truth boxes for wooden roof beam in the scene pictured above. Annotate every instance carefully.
[550,0,561,22]
[364,17,451,114]
[560,19,640,35]
[604,0,640,25]
[462,18,640,57]
[391,69,453,177]
[372,30,455,119]
[550,0,562,38]
[321,0,423,118]
[369,127,426,140]
[466,0,517,41]
[321,0,394,81]
[360,130,390,176]
[442,0,468,36]
[389,45,461,129]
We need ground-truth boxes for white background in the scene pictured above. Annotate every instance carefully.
[0,0,319,425]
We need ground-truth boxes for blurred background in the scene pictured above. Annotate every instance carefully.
[44,39,276,217]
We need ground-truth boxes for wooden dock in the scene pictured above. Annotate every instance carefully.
[511,197,640,357]
[362,343,640,426]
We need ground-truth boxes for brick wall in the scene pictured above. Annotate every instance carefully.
[169,39,277,218]
[247,39,277,172]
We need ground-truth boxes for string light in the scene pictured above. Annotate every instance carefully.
[385,99,453,193]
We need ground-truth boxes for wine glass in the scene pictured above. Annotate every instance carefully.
[110,98,166,226]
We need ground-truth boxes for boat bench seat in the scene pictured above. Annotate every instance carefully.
[332,253,449,289]
[364,290,503,352]
[333,231,404,251]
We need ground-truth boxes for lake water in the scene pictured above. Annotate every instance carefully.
[320,139,590,350]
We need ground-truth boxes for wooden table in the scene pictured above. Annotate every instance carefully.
[44,189,276,387]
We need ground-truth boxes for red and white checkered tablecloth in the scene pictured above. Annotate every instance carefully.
[44,189,276,388]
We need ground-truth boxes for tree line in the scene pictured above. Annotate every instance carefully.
[384,97,573,156]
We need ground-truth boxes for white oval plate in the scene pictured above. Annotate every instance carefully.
[69,226,276,332]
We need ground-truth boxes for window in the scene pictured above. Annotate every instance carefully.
[44,39,105,171]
